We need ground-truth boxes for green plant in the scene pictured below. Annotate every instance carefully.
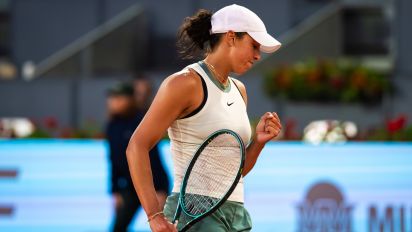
[365,114,412,141]
[25,117,104,139]
[263,59,393,104]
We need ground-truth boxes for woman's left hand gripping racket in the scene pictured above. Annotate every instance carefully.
[172,129,246,232]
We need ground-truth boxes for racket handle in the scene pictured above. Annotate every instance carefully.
[173,206,182,224]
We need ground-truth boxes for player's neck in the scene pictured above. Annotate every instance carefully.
[204,55,230,84]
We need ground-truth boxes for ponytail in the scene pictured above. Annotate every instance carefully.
[177,9,247,60]
[177,9,220,59]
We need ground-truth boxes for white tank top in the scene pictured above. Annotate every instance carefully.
[168,61,252,203]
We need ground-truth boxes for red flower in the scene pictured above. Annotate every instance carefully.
[386,114,407,133]
[44,116,58,129]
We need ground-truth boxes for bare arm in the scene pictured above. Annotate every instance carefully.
[243,112,282,176]
[126,70,202,231]
[232,79,282,176]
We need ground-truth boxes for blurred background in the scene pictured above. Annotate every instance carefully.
[0,0,411,231]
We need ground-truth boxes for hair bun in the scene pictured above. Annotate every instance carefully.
[177,9,213,59]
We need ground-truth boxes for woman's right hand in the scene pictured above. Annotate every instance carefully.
[149,215,178,232]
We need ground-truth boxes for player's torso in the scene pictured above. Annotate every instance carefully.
[168,62,251,146]
[168,62,251,202]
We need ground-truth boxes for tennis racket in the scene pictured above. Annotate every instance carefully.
[172,129,246,232]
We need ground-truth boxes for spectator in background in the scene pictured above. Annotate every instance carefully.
[0,58,17,80]
[133,75,153,111]
[106,82,170,232]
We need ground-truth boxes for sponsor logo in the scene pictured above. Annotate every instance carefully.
[297,181,353,232]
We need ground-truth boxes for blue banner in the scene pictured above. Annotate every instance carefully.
[0,140,411,231]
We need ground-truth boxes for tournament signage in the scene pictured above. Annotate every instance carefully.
[1,141,411,231]
[244,143,412,232]
[296,181,410,232]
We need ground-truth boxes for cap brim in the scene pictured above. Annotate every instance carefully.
[248,31,281,53]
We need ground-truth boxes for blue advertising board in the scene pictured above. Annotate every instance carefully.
[0,140,411,231]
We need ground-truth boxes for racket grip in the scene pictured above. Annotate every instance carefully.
[173,206,182,223]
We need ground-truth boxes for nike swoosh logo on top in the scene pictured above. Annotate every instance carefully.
[227,102,234,106]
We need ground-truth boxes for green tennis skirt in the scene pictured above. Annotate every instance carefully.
[163,193,252,232]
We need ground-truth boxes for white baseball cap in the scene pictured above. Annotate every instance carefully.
[210,4,281,53]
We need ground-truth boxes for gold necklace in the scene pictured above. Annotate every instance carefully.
[204,60,229,87]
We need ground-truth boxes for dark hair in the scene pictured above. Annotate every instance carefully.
[177,9,246,60]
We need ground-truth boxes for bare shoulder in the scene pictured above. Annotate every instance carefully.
[130,69,203,146]
[162,68,202,91]
[231,78,248,105]
[155,68,203,118]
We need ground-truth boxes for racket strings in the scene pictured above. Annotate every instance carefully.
[184,194,217,215]
[182,133,242,216]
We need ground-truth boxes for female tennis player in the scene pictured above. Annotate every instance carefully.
[126,4,282,232]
